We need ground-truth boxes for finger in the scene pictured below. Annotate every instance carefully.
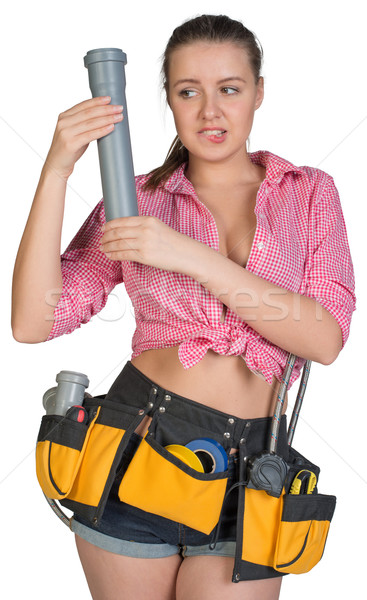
[72,111,124,138]
[71,122,116,147]
[59,104,123,132]
[100,228,144,251]
[56,106,124,151]
[101,242,144,262]
[100,227,146,248]
[60,96,112,118]
[102,216,147,232]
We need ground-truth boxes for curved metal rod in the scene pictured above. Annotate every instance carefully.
[269,353,296,454]
[269,354,313,454]
[287,359,312,446]
[44,494,71,528]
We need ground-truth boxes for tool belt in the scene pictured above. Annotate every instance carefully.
[35,356,336,582]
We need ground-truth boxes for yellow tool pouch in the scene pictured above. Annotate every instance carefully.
[274,490,336,574]
[232,446,336,582]
[118,431,228,534]
[36,394,152,523]
[36,408,100,500]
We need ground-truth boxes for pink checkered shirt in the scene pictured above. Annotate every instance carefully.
[47,151,356,389]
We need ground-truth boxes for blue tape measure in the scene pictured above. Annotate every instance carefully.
[185,438,228,473]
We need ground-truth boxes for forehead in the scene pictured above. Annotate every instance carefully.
[168,41,253,83]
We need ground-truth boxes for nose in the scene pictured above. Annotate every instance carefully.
[200,93,222,120]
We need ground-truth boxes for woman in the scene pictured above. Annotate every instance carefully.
[12,14,355,600]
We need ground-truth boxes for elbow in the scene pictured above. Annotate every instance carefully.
[12,327,46,344]
[11,317,50,344]
[11,299,55,343]
[318,349,340,366]
[316,332,343,366]
[313,309,343,366]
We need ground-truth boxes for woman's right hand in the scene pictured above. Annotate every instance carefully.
[44,96,123,180]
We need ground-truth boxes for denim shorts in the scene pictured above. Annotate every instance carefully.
[71,361,288,561]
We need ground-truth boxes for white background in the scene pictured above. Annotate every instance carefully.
[1,0,366,598]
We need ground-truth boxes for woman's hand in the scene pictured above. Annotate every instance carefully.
[44,96,124,180]
[100,215,208,276]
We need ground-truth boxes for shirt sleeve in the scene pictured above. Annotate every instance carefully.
[46,200,123,340]
[303,175,356,349]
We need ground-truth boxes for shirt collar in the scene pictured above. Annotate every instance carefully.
[249,150,306,184]
[162,150,306,195]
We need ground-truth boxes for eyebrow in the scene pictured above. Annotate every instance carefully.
[173,77,247,88]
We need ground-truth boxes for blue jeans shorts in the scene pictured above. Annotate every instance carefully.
[71,361,288,564]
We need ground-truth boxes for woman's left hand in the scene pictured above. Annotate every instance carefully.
[100,215,205,275]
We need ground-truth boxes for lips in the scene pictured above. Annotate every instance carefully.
[199,128,226,137]
[198,128,227,143]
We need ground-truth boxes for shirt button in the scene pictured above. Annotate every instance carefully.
[257,242,265,250]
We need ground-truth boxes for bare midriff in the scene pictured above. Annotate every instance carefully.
[131,346,287,451]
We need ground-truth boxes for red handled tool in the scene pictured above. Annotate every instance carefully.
[65,405,88,424]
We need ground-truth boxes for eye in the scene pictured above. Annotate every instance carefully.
[178,89,197,98]
[221,86,238,95]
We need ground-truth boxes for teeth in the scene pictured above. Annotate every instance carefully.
[201,130,225,136]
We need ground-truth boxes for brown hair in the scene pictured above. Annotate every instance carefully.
[143,14,263,191]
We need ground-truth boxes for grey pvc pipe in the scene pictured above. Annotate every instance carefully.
[43,370,89,416]
[84,48,139,221]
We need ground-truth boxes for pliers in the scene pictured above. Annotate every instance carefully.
[289,469,317,495]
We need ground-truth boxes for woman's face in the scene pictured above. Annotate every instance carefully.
[167,41,264,166]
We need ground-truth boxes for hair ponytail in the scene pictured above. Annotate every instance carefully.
[143,136,189,191]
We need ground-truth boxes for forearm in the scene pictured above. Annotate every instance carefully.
[187,242,343,364]
[11,166,66,342]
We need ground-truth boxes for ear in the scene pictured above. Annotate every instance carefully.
[255,76,264,110]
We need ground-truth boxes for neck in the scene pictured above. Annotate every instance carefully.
[185,150,262,190]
